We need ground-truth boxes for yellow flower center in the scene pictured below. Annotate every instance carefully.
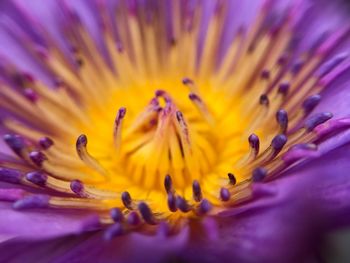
[0,1,340,233]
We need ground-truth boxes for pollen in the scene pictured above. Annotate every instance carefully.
[0,0,349,237]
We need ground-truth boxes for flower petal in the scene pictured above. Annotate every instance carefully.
[0,202,99,241]
[0,227,189,263]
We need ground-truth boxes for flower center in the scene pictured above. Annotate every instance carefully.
[0,0,348,237]
[80,75,246,208]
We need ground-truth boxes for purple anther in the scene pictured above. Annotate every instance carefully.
[277,54,288,65]
[220,188,230,202]
[192,180,202,202]
[104,223,123,241]
[164,174,173,193]
[227,173,237,185]
[155,89,166,97]
[3,134,25,156]
[23,88,38,102]
[198,199,212,215]
[22,73,35,84]
[167,192,177,212]
[53,77,64,88]
[76,134,88,148]
[278,82,290,95]
[252,167,267,182]
[304,112,333,131]
[248,134,260,154]
[26,171,47,186]
[291,60,304,75]
[121,191,133,209]
[261,69,270,79]
[115,107,126,126]
[29,151,47,167]
[0,168,23,184]
[302,94,321,113]
[127,211,140,226]
[189,93,201,102]
[110,208,124,223]
[176,196,191,213]
[118,107,126,119]
[182,77,194,85]
[70,179,84,195]
[13,194,49,209]
[39,137,54,150]
[276,110,288,132]
[259,94,269,106]
[271,134,287,151]
[138,202,156,225]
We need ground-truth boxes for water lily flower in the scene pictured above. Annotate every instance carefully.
[1,0,350,262]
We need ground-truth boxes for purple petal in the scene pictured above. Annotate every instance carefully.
[0,202,100,241]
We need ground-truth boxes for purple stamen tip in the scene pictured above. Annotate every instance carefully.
[302,94,321,113]
[39,137,54,150]
[0,168,23,184]
[261,69,270,79]
[176,196,191,213]
[227,173,237,185]
[164,174,173,193]
[252,167,267,182]
[155,89,166,97]
[220,187,230,201]
[248,134,260,153]
[189,93,201,102]
[76,134,88,147]
[104,223,123,241]
[271,134,287,150]
[110,208,124,223]
[121,191,132,209]
[167,192,177,212]
[23,88,39,102]
[278,82,290,95]
[118,107,127,118]
[304,112,333,131]
[127,211,140,226]
[182,77,193,85]
[3,134,25,156]
[259,94,269,106]
[277,54,288,65]
[138,202,156,225]
[29,151,47,167]
[192,180,202,202]
[26,171,47,186]
[276,110,288,131]
[70,179,84,195]
[54,77,64,88]
[291,60,304,75]
[198,199,212,215]
[22,73,35,83]
[13,194,49,210]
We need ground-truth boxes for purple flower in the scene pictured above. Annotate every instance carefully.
[1,0,350,262]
